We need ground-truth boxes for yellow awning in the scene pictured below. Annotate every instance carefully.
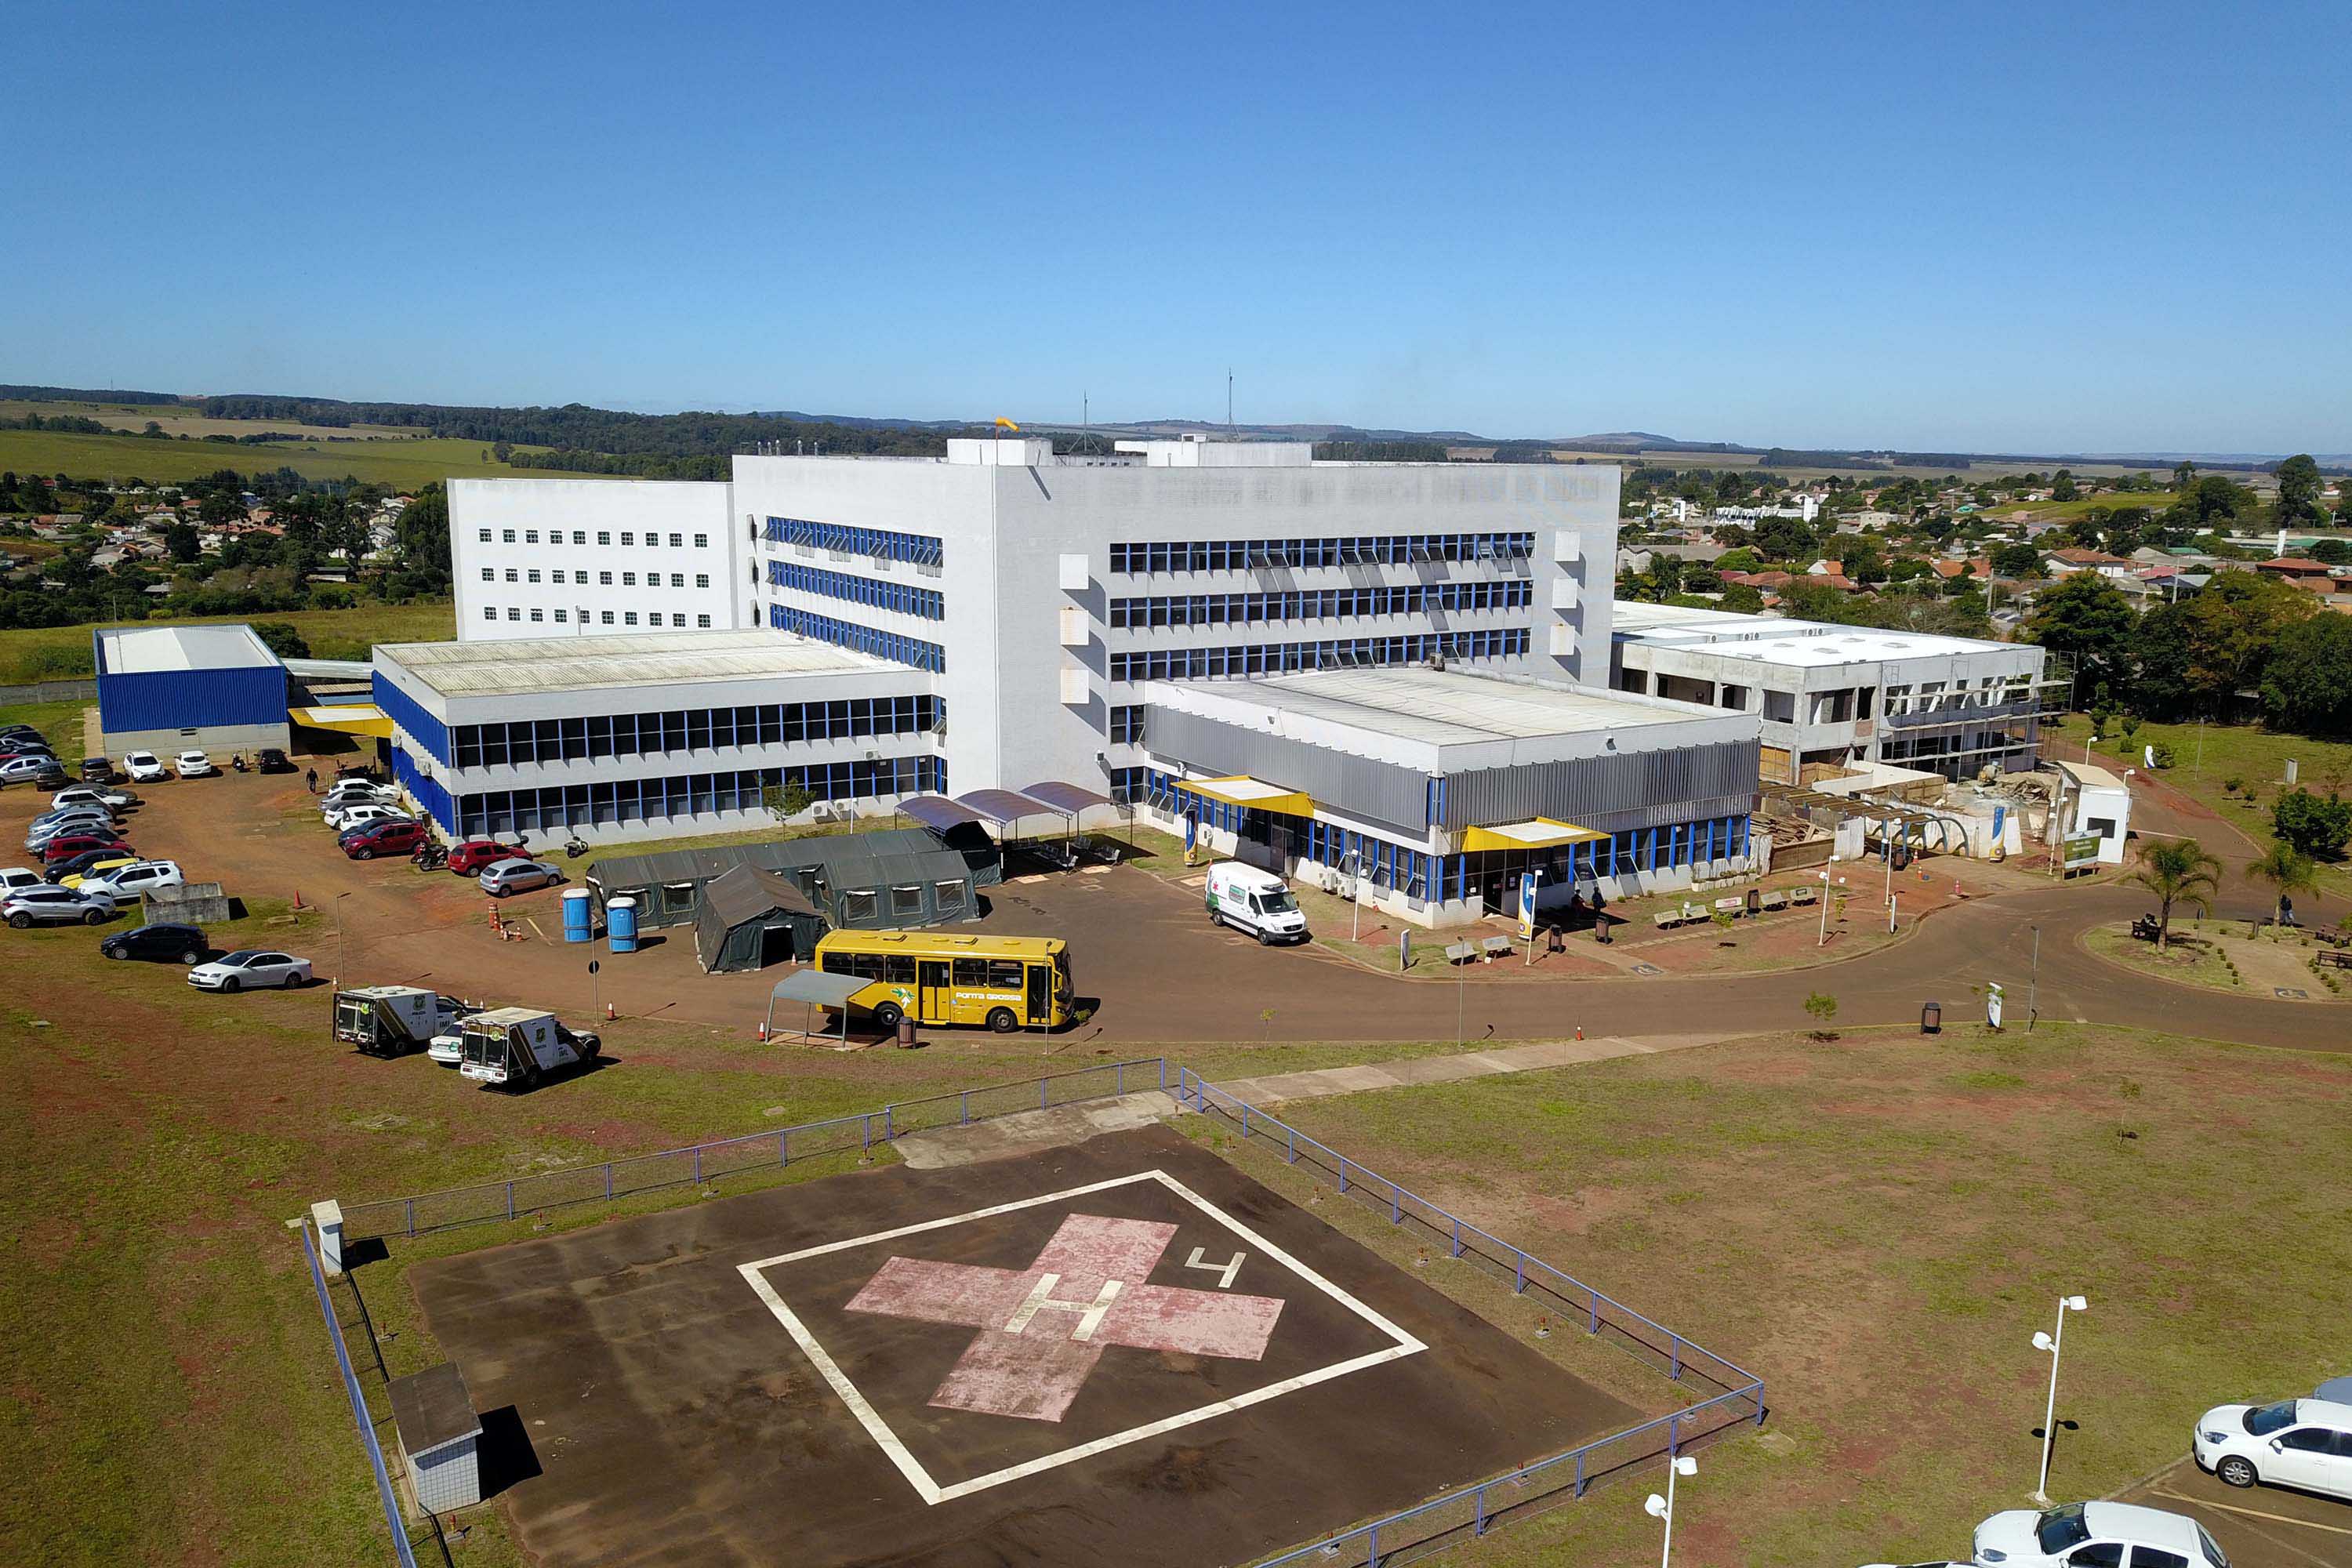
[1178,775,1314,817]
[289,704,394,739]
[1461,817,1609,853]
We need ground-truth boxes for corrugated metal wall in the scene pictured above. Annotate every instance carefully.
[372,671,449,764]
[1440,739,1759,832]
[96,664,288,735]
[1142,707,1430,834]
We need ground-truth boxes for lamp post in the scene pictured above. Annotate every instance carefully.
[2031,1294,2089,1502]
[2083,733,2098,764]
[1817,862,1836,946]
[1341,849,1366,943]
[1644,1454,1697,1568]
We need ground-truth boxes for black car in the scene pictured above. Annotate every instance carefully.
[256,748,295,775]
[82,757,124,783]
[46,847,140,881]
[100,923,210,964]
[31,765,70,791]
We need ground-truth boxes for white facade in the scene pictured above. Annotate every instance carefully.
[448,478,741,640]
[1610,601,2050,784]
[732,439,1617,798]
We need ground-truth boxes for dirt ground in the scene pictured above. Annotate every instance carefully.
[404,1125,1639,1568]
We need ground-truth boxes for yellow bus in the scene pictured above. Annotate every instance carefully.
[815,930,1073,1033]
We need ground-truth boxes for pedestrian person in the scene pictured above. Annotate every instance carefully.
[306,767,318,793]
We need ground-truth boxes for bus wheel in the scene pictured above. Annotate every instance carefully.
[872,1001,902,1029]
[986,1007,1019,1033]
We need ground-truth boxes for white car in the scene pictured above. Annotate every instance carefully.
[3,885,118,927]
[2195,1396,2352,1497]
[187,949,314,992]
[124,751,169,782]
[322,780,396,806]
[174,750,216,779]
[0,867,46,895]
[52,786,137,812]
[78,860,185,902]
[1973,1501,2228,1567]
[426,1026,467,1067]
[325,802,412,833]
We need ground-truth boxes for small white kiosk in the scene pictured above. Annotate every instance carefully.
[388,1362,483,1515]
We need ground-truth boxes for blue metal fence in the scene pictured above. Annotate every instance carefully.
[300,1218,420,1568]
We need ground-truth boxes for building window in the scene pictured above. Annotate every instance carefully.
[477,528,490,543]
[666,533,680,547]
[504,568,518,582]
[694,533,708,549]
[506,608,521,621]
[695,573,710,589]
[572,530,586,544]
[696,614,711,628]
[1110,706,1145,742]
[762,515,945,566]
[483,605,497,620]
[597,531,611,546]
[624,612,637,626]
[764,559,946,621]
[601,611,615,624]
[480,568,493,581]
[621,532,634,546]
[670,573,684,587]
[765,604,947,672]
[524,529,538,543]
[622,572,637,586]
[527,569,541,583]
[598,571,612,585]
[502,528,516,543]
[555,608,568,622]
[529,608,544,622]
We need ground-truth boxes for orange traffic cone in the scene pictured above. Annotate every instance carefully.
[292,887,307,910]
[605,1001,616,1022]
[1575,1025,1584,1040]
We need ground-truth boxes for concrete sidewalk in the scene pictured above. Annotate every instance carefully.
[1208,1033,1726,1107]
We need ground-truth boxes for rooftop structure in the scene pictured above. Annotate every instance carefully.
[95,622,280,674]
[372,628,884,700]
[93,622,291,757]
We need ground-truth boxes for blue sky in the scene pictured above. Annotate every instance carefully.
[6,1,2346,454]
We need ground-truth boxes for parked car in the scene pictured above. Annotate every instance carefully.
[447,838,531,875]
[256,747,295,774]
[124,751,169,782]
[187,949,313,992]
[0,740,55,760]
[52,786,136,814]
[174,750,216,779]
[321,780,397,809]
[38,833,133,864]
[481,858,564,897]
[1971,1502,2228,1567]
[326,802,412,833]
[342,820,427,860]
[4,885,117,927]
[0,756,56,786]
[78,860,186,902]
[100,922,210,964]
[2195,1396,2352,1497]
[47,850,140,884]
[29,804,115,837]
[28,764,68,791]
[81,756,124,784]
[0,866,47,895]
[0,723,43,743]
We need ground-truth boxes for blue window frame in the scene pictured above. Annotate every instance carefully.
[767,559,945,620]
[768,604,946,672]
[764,516,942,566]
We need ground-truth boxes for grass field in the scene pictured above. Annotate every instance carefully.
[0,426,571,489]
[2082,719,2352,900]
[1220,1024,2352,1567]
[0,399,426,442]
[0,601,455,683]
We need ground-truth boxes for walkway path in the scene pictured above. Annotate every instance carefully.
[1210,1033,1725,1107]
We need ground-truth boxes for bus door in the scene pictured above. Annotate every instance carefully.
[1025,962,1051,1025]
[919,960,952,1023]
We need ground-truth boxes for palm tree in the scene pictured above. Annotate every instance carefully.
[2245,841,2320,939]
[2125,839,2220,950]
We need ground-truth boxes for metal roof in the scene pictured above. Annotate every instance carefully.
[586,828,966,897]
[768,969,872,1008]
[374,629,886,699]
[1163,666,1704,747]
[1016,781,1112,815]
[96,622,281,675]
[898,795,984,832]
[953,788,1059,827]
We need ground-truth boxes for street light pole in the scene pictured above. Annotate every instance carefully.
[2027,924,2041,1029]
[1645,1455,1697,1568]
[2031,1295,2089,1502]
[1817,863,1835,946]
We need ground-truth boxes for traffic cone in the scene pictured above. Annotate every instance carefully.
[757,1023,768,1041]
[1574,1025,1584,1040]
[291,887,306,910]
[605,1001,616,1022]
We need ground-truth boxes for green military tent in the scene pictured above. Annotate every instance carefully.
[694,864,829,974]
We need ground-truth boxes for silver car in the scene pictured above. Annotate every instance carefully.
[4,885,118,927]
[480,859,564,897]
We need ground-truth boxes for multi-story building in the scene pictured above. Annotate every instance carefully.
[1610,601,2056,784]
[448,477,740,639]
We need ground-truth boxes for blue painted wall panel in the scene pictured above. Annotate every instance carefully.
[96,664,287,733]
[390,743,456,833]
[372,671,450,764]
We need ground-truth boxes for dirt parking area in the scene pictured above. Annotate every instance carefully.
[2118,1457,2352,1568]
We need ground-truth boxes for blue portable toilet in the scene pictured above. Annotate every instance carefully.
[607,896,638,954]
[561,887,593,944]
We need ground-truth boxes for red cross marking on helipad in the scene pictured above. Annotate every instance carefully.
[844,1213,1286,1422]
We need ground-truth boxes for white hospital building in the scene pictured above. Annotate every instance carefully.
[409,437,1772,924]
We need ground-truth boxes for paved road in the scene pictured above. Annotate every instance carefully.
[2119,1457,2352,1568]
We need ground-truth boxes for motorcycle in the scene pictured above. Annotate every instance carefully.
[412,840,448,872]
[230,754,249,774]
[562,833,589,859]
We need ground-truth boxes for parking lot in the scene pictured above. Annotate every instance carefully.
[2120,1457,2352,1568]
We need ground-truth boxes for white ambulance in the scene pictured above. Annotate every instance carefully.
[1203,862,1309,945]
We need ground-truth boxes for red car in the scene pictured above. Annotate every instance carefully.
[446,838,531,875]
[42,833,133,864]
[342,819,428,860]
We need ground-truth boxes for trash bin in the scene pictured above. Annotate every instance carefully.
[1745,887,1762,914]
[1921,1001,1942,1034]
[895,1014,916,1049]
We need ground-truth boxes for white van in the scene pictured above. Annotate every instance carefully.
[1204,862,1308,945]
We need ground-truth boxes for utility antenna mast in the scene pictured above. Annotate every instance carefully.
[1226,370,1235,435]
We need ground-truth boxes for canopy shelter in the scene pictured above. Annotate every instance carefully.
[695,865,828,974]
[1461,817,1609,853]
[897,795,983,833]
[892,796,1004,885]
[763,967,873,1047]
[952,788,1064,834]
[1178,775,1313,817]
[289,703,394,739]
[1014,780,1116,822]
